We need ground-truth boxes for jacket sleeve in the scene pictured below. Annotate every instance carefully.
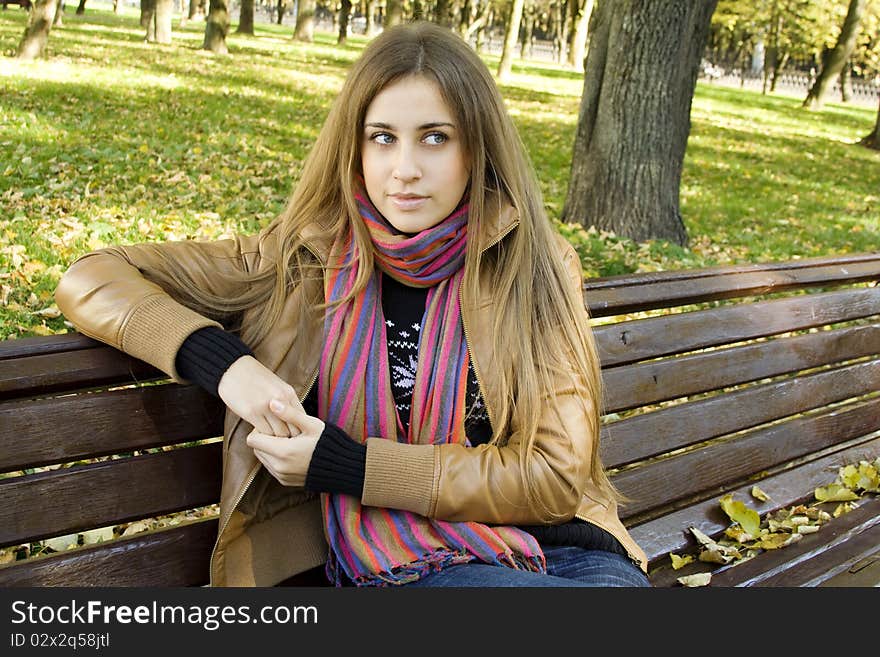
[361,238,595,525]
[54,235,261,382]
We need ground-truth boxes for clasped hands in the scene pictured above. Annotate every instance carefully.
[217,355,325,487]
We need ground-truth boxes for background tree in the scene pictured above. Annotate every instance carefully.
[236,0,255,34]
[385,0,404,27]
[562,0,719,246]
[203,0,230,53]
[141,0,156,42]
[294,0,317,40]
[15,0,60,60]
[860,94,880,149]
[337,0,351,44]
[567,0,594,71]
[803,0,867,109]
[497,0,525,82]
[155,0,174,43]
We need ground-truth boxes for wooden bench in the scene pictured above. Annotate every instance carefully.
[1,252,878,587]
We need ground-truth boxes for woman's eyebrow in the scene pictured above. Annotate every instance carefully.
[364,121,456,130]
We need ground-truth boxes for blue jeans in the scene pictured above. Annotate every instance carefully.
[405,546,651,587]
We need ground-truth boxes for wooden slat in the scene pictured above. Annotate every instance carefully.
[584,253,880,317]
[0,443,222,547]
[612,397,880,521]
[602,324,880,413]
[0,332,99,360]
[630,435,880,571]
[707,497,880,587]
[0,384,225,471]
[0,345,163,400]
[0,520,218,587]
[594,287,880,367]
[601,359,880,467]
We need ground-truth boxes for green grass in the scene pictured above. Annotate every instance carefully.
[1,8,878,338]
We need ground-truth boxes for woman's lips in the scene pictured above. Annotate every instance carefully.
[389,194,428,211]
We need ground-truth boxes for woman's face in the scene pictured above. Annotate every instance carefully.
[361,75,470,235]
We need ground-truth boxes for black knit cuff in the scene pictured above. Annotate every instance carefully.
[305,421,366,498]
[175,326,254,397]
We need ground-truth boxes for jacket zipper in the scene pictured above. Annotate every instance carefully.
[209,243,324,586]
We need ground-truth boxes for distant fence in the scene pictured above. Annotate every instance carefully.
[699,67,879,107]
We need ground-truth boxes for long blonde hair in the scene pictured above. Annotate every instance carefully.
[147,21,616,512]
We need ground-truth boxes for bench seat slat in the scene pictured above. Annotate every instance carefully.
[0,520,218,587]
[0,347,163,401]
[627,435,880,568]
[602,324,880,413]
[0,333,99,361]
[601,358,880,467]
[612,397,880,521]
[0,443,222,548]
[0,385,225,472]
[584,254,880,316]
[594,287,880,367]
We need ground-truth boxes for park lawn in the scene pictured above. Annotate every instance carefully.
[1,8,878,339]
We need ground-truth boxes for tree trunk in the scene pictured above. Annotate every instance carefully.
[859,94,880,150]
[497,0,525,82]
[433,0,449,26]
[364,0,377,35]
[75,0,85,14]
[519,1,534,59]
[236,0,254,34]
[293,0,315,40]
[203,0,229,53]
[561,0,718,246]
[384,0,403,28]
[53,1,63,25]
[15,0,59,60]
[155,0,173,43]
[337,0,350,44]
[803,0,866,110]
[567,0,594,72]
[141,0,156,42]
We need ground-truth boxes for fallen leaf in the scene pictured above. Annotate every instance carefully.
[678,572,712,587]
[43,533,79,552]
[750,485,770,502]
[815,483,859,502]
[81,526,115,544]
[670,553,694,570]
[719,494,761,539]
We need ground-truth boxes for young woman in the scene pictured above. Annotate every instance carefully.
[55,21,650,587]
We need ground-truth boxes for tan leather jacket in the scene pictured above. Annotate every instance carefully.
[55,207,648,585]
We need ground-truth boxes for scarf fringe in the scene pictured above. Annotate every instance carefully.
[326,546,547,587]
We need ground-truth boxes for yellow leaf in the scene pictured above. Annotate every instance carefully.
[678,573,712,587]
[719,494,761,539]
[670,553,694,570]
[815,483,860,502]
[750,485,770,502]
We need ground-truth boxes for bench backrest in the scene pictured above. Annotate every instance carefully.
[1,252,878,586]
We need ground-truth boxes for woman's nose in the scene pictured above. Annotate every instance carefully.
[392,145,421,181]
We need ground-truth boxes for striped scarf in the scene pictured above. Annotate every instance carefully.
[316,191,546,586]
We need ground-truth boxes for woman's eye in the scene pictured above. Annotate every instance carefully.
[371,133,394,145]
[424,132,448,145]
